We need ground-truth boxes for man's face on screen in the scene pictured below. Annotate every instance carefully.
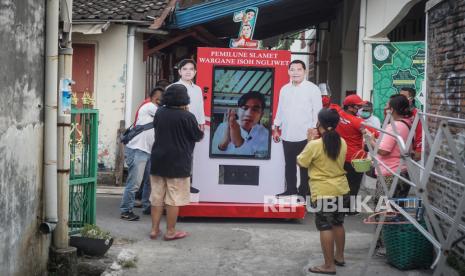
[238,98,263,132]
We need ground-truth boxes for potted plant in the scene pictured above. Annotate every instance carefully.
[70,224,113,257]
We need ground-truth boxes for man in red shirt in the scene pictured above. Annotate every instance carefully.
[134,86,166,127]
[322,95,331,108]
[399,87,422,161]
[132,87,164,213]
[330,95,378,204]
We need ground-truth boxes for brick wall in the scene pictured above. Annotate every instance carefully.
[427,0,465,259]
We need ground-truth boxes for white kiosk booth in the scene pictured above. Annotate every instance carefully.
[179,47,306,219]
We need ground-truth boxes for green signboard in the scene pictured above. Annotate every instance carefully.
[372,42,425,120]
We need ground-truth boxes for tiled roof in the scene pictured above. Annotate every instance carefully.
[73,0,169,21]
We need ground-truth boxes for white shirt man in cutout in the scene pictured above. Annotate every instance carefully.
[273,60,323,197]
[174,59,206,130]
[174,59,205,193]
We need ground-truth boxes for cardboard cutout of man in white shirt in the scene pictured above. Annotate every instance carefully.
[174,60,206,131]
[273,63,322,142]
[272,61,322,197]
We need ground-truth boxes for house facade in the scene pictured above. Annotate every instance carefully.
[72,1,173,179]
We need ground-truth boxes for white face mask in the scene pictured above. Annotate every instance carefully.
[357,109,371,119]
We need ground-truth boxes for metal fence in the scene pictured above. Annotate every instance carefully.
[69,108,98,234]
[361,111,465,276]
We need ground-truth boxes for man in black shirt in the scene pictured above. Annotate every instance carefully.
[149,84,204,241]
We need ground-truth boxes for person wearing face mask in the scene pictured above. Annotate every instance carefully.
[211,91,269,157]
[330,95,378,210]
[359,102,381,129]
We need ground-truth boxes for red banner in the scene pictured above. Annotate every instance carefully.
[196,47,291,119]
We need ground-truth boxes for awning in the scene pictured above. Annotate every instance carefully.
[169,0,342,40]
[170,0,281,29]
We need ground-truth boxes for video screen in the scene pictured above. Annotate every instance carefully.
[210,66,273,159]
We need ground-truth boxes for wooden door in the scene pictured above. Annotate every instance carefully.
[72,44,95,108]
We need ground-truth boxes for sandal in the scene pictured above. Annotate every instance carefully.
[163,231,189,241]
[308,266,336,275]
[334,259,345,267]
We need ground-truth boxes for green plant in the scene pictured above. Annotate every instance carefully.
[120,259,137,268]
[80,224,112,240]
[273,33,300,50]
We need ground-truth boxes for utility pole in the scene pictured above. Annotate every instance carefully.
[55,0,73,249]
[48,0,78,274]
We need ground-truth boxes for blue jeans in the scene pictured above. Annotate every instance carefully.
[120,147,151,213]
[141,160,152,212]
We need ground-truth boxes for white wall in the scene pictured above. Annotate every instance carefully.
[131,32,147,121]
[1,1,51,274]
[290,30,315,71]
[74,25,126,170]
[73,24,146,170]
[366,0,421,38]
[358,0,420,99]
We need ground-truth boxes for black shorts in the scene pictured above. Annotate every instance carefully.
[312,198,345,231]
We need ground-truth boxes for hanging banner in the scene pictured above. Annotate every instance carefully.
[372,41,425,120]
[59,78,73,116]
[229,7,260,49]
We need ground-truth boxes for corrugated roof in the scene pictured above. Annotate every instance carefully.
[73,0,169,21]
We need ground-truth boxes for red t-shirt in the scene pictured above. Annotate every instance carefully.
[330,105,377,162]
[411,108,422,153]
[329,103,342,112]
[322,96,331,108]
[133,98,151,127]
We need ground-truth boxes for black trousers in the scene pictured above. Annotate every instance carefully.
[344,162,364,196]
[283,140,309,196]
